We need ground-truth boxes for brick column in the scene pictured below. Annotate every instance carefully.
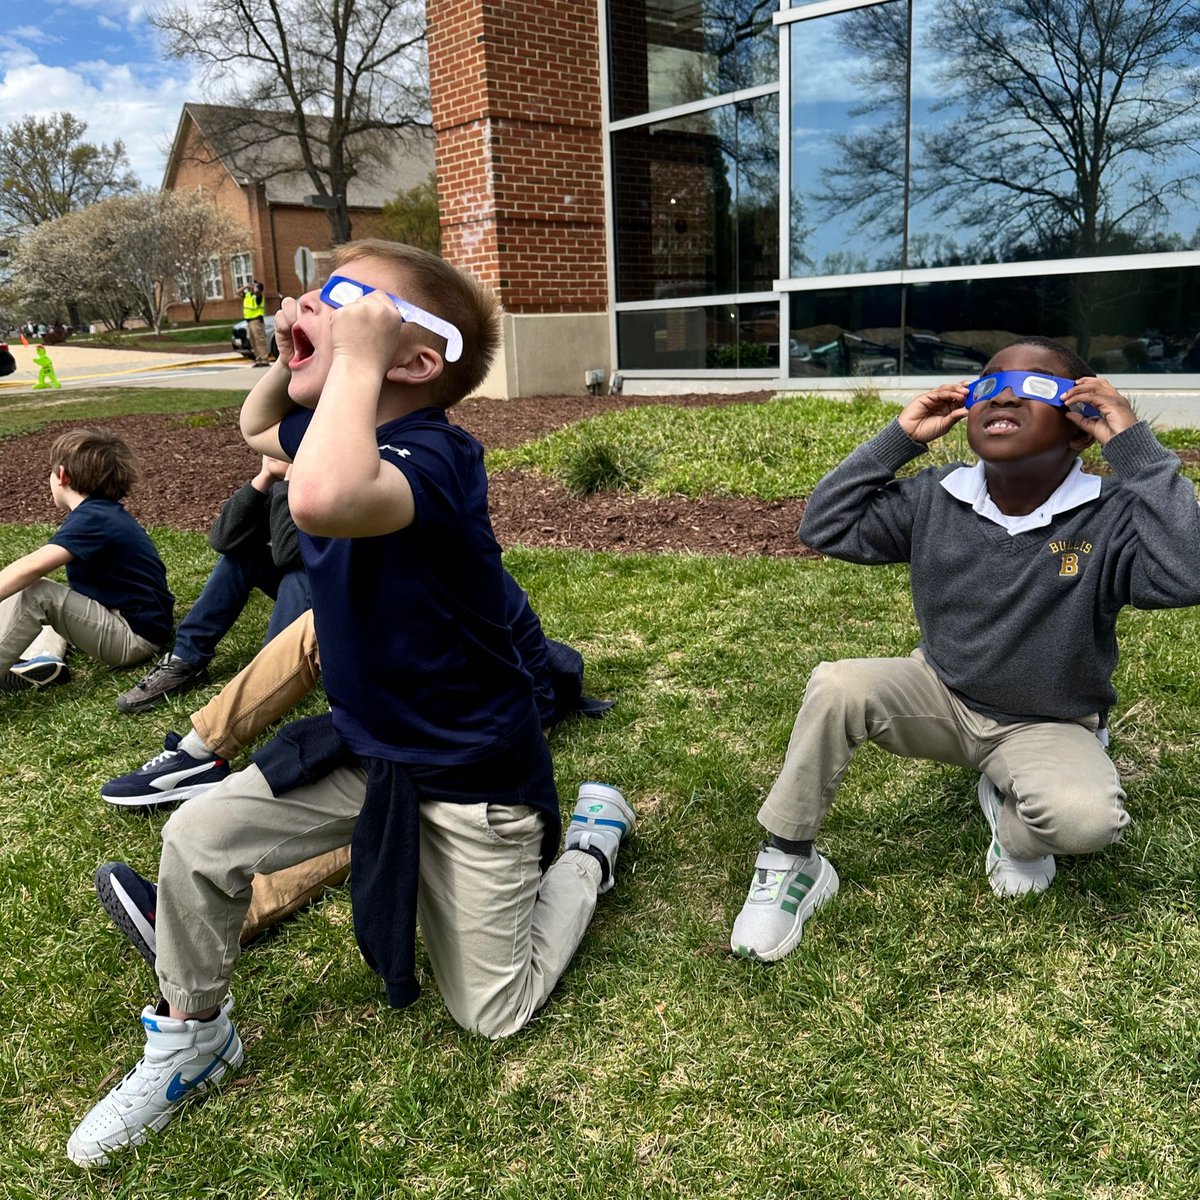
[427,0,610,393]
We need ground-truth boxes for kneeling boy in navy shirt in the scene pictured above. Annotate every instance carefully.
[68,240,635,1166]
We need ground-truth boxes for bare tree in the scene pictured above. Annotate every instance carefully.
[920,0,1200,261]
[815,2,909,250]
[816,0,1200,263]
[0,112,138,233]
[153,0,429,243]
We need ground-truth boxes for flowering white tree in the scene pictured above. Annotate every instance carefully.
[14,205,136,331]
[164,192,249,322]
[13,192,247,332]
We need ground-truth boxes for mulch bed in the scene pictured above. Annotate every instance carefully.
[0,391,817,558]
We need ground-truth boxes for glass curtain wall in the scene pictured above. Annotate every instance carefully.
[606,0,1200,380]
[784,0,1200,380]
[607,1,781,371]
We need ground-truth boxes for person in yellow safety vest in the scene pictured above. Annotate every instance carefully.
[241,281,270,367]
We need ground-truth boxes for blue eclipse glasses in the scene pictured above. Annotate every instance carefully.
[964,370,1099,418]
[319,275,464,363]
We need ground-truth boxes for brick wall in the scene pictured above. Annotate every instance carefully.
[427,0,608,314]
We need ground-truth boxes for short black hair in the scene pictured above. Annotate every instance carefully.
[1003,335,1092,379]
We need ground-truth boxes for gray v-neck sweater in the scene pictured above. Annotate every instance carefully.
[799,419,1200,722]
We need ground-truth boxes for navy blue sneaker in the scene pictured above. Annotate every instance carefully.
[95,862,158,969]
[100,732,229,808]
[1,655,71,692]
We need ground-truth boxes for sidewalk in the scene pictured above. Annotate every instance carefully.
[0,341,249,392]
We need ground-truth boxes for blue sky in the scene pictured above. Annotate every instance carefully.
[0,0,201,186]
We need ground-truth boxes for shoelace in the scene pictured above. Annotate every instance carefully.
[748,866,786,904]
[139,746,182,771]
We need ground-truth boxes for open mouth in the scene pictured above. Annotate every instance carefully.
[289,325,315,368]
[982,415,1020,433]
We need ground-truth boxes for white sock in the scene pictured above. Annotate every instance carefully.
[180,728,215,760]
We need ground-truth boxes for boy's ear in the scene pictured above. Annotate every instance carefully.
[384,344,444,387]
[1068,426,1095,453]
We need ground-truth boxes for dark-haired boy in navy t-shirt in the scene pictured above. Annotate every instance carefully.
[0,426,172,694]
[68,240,636,1167]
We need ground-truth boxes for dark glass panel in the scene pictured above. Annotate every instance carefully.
[786,285,903,376]
[618,300,780,369]
[608,0,778,121]
[612,97,778,303]
[789,3,907,278]
[903,267,1200,375]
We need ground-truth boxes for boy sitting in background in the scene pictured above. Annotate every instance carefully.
[732,336,1200,962]
[0,427,172,693]
[115,455,309,713]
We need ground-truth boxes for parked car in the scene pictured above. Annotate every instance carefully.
[904,332,985,374]
[231,315,278,359]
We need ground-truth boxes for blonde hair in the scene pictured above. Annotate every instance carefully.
[49,427,137,500]
[333,239,501,408]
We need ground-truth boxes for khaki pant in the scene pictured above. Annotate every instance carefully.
[246,316,270,365]
[759,650,1129,861]
[187,610,342,942]
[0,579,158,673]
[157,763,602,1038]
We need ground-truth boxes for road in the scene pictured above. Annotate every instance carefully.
[0,341,261,393]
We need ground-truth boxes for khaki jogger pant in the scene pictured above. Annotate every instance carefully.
[156,762,603,1039]
[186,609,343,942]
[758,650,1129,861]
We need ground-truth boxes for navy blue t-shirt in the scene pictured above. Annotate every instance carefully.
[279,406,535,764]
[49,497,174,644]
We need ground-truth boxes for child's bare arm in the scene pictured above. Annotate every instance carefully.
[0,544,72,603]
[240,298,300,459]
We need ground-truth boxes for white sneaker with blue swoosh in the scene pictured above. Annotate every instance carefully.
[67,995,242,1166]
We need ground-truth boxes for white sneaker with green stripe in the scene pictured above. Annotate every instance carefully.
[731,845,839,961]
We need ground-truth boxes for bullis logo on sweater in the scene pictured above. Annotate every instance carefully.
[379,444,411,458]
[1047,538,1092,577]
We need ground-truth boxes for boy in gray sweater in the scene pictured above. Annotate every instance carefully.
[732,336,1200,961]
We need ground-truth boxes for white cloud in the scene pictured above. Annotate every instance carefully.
[0,58,202,186]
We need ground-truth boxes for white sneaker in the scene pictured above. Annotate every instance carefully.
[67,996,243,1167]
[976,775,1056,897]
[731,845,839,961]
[564,782,636,894]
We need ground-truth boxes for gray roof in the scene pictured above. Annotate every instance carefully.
[165,103,435,208]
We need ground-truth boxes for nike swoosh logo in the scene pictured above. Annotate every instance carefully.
[164,1026,237,1102]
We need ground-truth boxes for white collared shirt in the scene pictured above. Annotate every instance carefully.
[939,458,1101,535]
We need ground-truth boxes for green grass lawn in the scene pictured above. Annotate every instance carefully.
[3,393,1200,1198]
[0,388,243,439]
[73,324,234,350]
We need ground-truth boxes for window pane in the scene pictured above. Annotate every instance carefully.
[608,0,778,121]
[612,96,778,302]
[618,300,780,369]
[230,253,253,291]
[903,267,1200,376]
[787,285,903,376]
[789,3,907,278]
[908,0,1200,268]
[203,258,222,300]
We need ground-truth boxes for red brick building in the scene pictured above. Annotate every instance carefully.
[160,103,434,325]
